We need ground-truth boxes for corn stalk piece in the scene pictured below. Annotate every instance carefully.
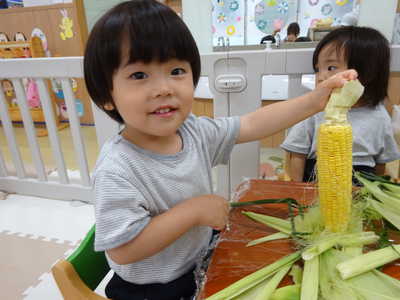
[205,251,301,300]
[317,80,364,232]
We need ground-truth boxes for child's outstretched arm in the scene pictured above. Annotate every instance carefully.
[107,194,229,265]
[236,70,357,144]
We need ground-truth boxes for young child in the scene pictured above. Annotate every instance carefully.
[284,22,300,42]
[84,1,357,299]
[281,26,400,182]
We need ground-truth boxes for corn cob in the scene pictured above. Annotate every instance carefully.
[317,80,364,232]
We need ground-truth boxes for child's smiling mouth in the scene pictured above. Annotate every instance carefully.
[151,105,178,117]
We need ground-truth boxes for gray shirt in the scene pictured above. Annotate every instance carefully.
[281,103,400,166]
[93,114,240,284]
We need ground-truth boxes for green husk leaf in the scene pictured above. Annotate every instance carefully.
[246,232,289,247]
[300,255,319,300]
[346,270,400,300]
[381,182,400,194]
[270,284,300,300]
[254,263,292,300]
[302,232,378,261]
[242,211,292,235]
[319,249,360,300]
[369,200,400,231]
[233,276,273,300]
[358,171,399,186]
[336,244,400,280]
[293,205,324,241]
[324,79,364,124]
[356,175,400,213]
[302,234,340,260]
[289,265,303,285]
[381,188,400,200]
[205,251,301,300]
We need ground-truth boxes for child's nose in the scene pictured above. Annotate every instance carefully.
[154,78,172,97]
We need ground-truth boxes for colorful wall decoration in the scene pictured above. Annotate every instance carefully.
[247,0,298,45]
[298,0,354,36]
[212,0,356,46]
[212,0,245,46]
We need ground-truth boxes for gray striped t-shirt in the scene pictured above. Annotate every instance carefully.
[93,114,240,284]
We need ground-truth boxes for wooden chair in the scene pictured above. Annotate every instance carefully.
[52,225,111,300]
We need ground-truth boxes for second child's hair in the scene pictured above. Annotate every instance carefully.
[313,26,390,107]
[84,0,201,124]
[287,22,300,36]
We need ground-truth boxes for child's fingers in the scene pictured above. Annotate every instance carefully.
[339,69,358,80]
[335,69,358,83]
[325,69,358,89]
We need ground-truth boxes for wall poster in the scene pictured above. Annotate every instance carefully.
[212,0,356,46]
[212,0,245,46]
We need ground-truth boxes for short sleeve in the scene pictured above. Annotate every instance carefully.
[196,116,240,166]
[94,171,151,251]
[375,124,400,164]
[281,119,314,156]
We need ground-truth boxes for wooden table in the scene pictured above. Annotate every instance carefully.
[197,179,400,299]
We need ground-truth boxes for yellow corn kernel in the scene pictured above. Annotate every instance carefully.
[317,123,352,232]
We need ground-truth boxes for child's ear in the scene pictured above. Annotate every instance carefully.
[103,103,115,111]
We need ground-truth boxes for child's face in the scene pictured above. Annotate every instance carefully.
[286,34,297,42]
[109,55,194,144]
[315,43,348,86]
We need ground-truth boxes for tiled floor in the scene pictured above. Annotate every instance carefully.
[0,194,102,299]
[0,124,102,299]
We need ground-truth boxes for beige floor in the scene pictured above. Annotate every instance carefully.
[0,124,99,177]
[0,194,96,300]
[0,231,74,300]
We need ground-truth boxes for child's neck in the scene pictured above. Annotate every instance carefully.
[121,130,183,155]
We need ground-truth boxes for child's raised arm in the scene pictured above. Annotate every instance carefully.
[236,70,357,144]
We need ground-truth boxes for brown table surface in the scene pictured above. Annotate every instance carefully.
[197,179,400,299]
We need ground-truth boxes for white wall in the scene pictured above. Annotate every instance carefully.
[83,0,123,30]
[358,0,398,41]
[182,0,212,53]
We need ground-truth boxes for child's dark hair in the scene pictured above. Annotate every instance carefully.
[84,0,201,123]
[313,26,390,107]
[287,22,300,36]
[260,35,276,44]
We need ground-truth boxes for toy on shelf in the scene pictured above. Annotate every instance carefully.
[0,34,68,137]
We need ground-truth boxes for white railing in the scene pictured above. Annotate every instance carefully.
[0,57,93,201]
[0,45,399,201]
[203,45,400,199]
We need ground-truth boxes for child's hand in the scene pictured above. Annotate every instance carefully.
[313,69,358,110]
[189,195,230,230]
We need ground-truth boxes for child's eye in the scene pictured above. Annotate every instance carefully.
[171,68,186,76]
[328,66,337,71]
[130,72,148,80]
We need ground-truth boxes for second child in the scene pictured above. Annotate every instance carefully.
[281,26,400,182]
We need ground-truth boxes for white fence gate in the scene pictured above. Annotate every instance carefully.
[0,57,94,201]
[0,46,399,201]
